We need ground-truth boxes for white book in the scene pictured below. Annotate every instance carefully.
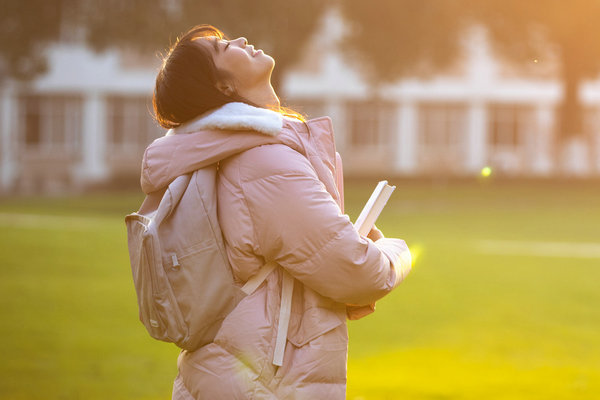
[354,180,396,237]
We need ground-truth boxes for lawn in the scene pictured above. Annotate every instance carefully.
[0,179,598,399]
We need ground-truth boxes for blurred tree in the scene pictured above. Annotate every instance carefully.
[84,0,175,54]
[339,1,469,82]
[0,0,329,92]
[0,0,79,80]
[475,0,600,139]
[341,0,600,139]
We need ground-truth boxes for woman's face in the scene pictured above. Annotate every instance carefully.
[202,36,275,96]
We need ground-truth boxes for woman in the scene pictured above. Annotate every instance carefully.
[144,25,412,399]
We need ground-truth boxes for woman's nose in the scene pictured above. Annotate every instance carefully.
[232,37,248,47]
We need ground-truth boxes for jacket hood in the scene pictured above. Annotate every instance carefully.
[141,102,286,194]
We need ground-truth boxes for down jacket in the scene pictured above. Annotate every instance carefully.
[140,103,412,399]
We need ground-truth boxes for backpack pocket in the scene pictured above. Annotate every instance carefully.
[126,215,187,344]
[166,241,243,350]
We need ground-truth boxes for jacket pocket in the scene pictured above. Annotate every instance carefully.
[287,306,347,350]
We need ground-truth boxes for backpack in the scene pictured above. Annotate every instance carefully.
[125,166,254,351]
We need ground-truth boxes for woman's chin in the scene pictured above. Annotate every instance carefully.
[265,57,276,74]
[265,54,275,66]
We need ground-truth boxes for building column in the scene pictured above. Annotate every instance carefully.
[326,99,347,154]
[75,92,107,185]
[465,101,487,173]
[1,88,17,193]
[533,105,554,175]
[394,101,417,174]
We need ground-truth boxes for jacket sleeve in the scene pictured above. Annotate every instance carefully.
[239,145,411,306]
[141,130,280,194]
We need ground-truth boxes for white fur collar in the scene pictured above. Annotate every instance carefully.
[166,102,283,137]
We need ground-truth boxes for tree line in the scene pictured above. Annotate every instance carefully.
[2,0,599,141]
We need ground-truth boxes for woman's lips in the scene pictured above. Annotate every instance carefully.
[249,46,262,57]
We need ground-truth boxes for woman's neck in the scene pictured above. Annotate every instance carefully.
[241,83,280,111]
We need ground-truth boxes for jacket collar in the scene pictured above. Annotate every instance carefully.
[163,101,337,171]
[141,102,339,201]
[167,102,284,137]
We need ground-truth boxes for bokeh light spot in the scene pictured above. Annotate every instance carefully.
[481,166,492,177]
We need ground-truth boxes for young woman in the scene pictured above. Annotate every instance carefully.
[144,25,412,399]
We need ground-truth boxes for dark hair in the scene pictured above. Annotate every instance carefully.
[153,25,252,129]
[153,24,304,128]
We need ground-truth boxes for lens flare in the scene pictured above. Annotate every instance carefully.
[408,243,423,268]
[481,166,492,177]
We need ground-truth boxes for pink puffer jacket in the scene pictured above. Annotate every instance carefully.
[140,104,411,399]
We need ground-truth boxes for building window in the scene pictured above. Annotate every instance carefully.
[488,105,534,149]
[346,100,396,149]
[106,96,164,152]
[419,103,467,148]
[417,103,468,172]
[23,97,41,145]
[487,104,535,173]
[18,94,82,152]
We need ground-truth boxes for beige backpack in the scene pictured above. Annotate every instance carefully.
[126,165,291,364]
[126,166,248,350]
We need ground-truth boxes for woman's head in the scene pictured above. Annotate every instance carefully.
[153,25,276,129]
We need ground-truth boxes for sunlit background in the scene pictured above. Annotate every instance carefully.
[0,1,599,399]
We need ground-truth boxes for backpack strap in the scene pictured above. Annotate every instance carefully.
[157,176,192,221]
[240,261,277,295]
[240,260,294,367]
[273,270,293,366]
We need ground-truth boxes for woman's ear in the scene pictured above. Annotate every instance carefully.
[216,81,235,97]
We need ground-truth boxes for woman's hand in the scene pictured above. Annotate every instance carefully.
[367,225,384,242]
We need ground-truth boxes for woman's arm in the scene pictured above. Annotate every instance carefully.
[239,145,411,306]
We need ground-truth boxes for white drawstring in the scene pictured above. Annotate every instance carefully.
[241,261,294,366]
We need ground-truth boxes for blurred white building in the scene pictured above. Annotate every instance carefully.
[283,10,600,177]
[1,10,600,194]
[0,46,164,194]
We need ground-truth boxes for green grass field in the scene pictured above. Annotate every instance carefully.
[1,179,599,399]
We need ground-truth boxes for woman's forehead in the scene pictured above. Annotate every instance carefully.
[193,36,225,53]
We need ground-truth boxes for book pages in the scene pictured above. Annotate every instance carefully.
[354,180,396,237]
